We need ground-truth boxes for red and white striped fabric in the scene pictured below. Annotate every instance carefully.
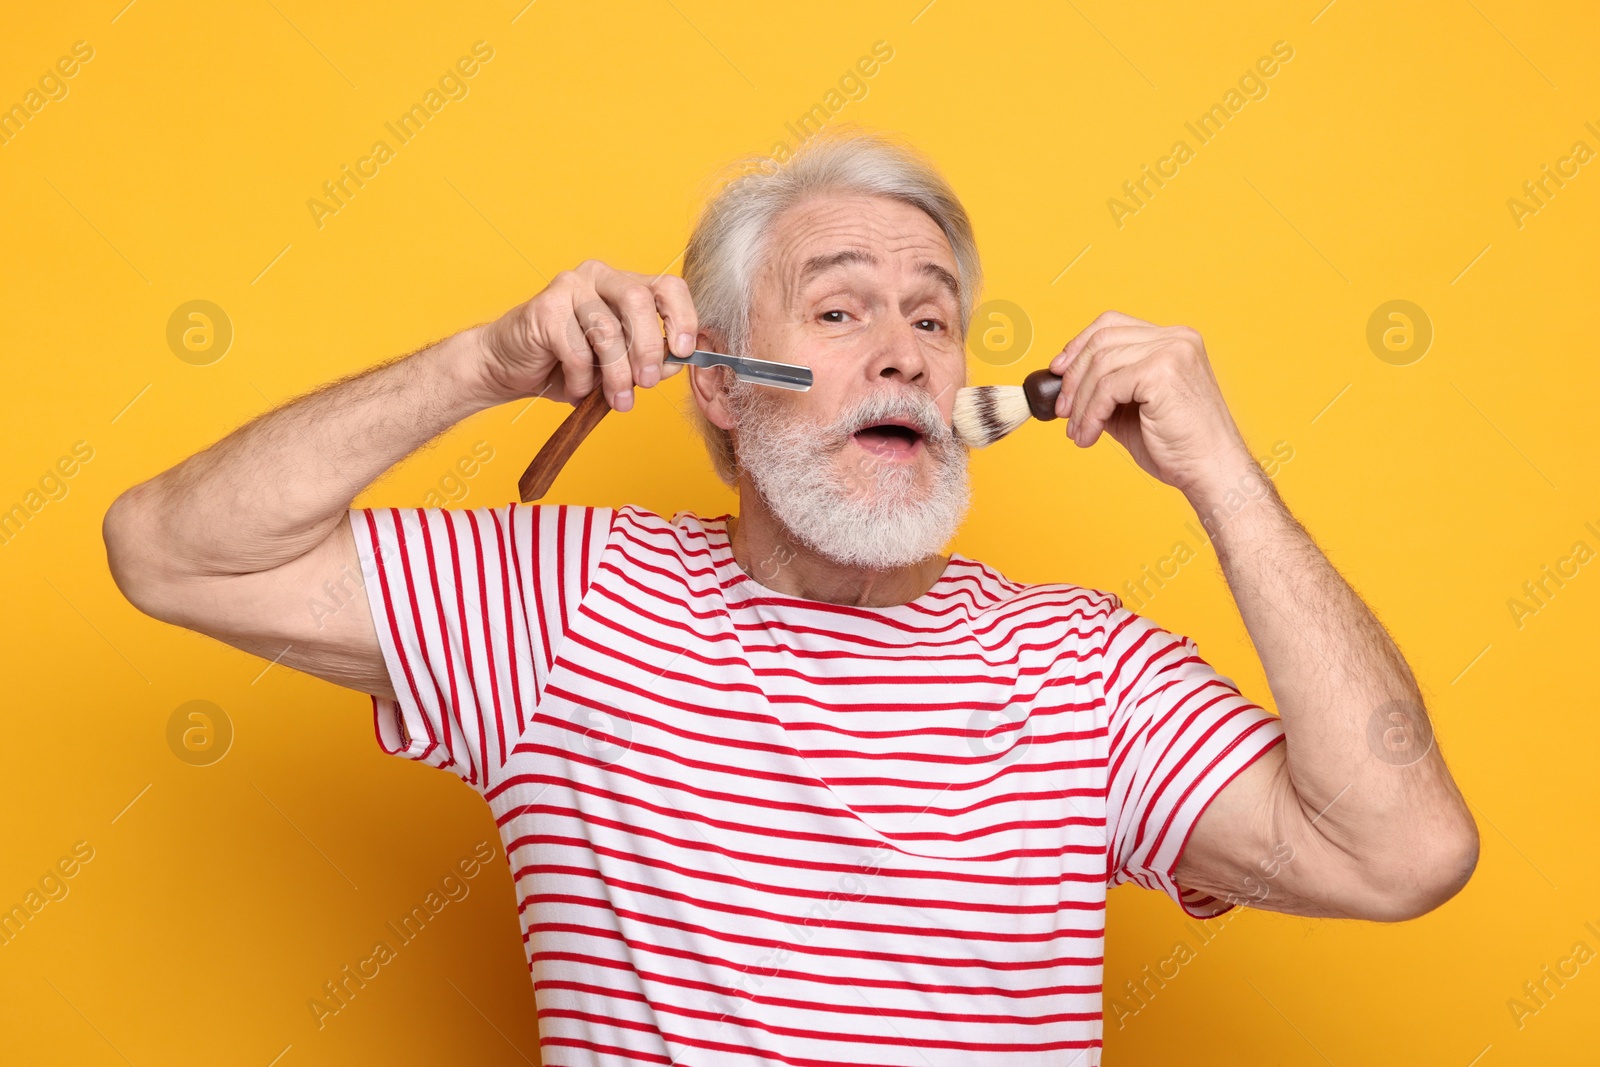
[348,502,1285,1066]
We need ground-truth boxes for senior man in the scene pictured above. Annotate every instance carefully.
[104,128,1476,1065]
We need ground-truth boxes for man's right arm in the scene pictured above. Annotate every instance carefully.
[101,263,697,698]
[102,328,504,697]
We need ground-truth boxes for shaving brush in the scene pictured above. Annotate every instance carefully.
[952,368,1065,449]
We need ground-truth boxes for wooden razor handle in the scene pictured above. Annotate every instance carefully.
[517,384,612,502]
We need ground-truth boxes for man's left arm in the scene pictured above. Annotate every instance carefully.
[1053,311,1478,921]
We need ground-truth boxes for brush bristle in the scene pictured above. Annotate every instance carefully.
[953,385,1034,448]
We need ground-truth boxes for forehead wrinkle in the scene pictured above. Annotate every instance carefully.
[788,251,960,315]
[762,215,872,317]
[759,200,960,318]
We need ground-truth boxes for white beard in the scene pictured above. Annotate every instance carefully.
[725,377,972,571]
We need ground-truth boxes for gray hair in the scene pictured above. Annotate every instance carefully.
[681,125,983,487]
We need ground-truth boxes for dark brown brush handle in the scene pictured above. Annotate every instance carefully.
[518,384,611,502]
[1023,367,1065,421]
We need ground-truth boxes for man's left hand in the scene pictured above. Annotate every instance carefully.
[1049,310,1254,502]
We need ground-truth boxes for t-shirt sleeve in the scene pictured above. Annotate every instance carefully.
[1101,601,1286,918]
[348,502,615,793]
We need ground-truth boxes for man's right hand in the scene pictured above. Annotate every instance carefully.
[479,260,700,412]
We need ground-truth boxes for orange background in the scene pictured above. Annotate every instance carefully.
[2,1,1596,1063]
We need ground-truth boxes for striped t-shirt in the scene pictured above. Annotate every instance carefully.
[348,502,1285,1066]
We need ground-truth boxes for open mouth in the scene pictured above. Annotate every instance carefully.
[851,420,924,459]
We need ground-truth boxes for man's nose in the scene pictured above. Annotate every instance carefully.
[865,317,931,384]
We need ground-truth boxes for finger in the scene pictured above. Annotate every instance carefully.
[650,273,698,380]
[542,280,598,403]
[610,276,666,392]
[1056,326,1163,419]
[1049,310,1150,376]
[1065,339,1149,432]
[650,274,698,356]
[1071,360,1151,448]
[580,266,651,409]
[570,289,635,410]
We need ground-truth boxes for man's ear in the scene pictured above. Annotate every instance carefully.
[688,328,737,431]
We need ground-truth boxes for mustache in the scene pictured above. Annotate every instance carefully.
[823,388,959,450]
[726,380,966,461]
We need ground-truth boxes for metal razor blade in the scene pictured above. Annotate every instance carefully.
[663,350,813,391]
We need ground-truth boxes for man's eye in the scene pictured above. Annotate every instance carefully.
[916,318,943,331]
[821,310,848,323]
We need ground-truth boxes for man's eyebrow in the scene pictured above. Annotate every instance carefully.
[918,261,961,306]
[795,249,962,305]
[796,249,878,288]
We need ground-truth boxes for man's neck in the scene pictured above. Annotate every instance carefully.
[725,496,949,608]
